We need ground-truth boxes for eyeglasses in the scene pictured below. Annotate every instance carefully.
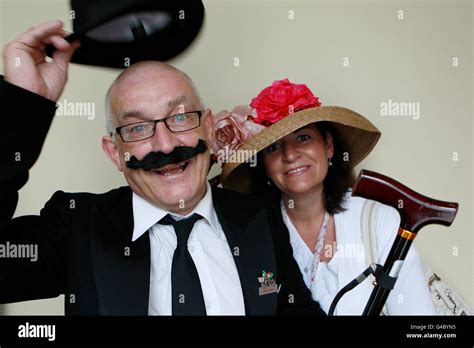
[113,111,203,142]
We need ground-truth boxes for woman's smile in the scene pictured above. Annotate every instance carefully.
[284,165,311,176]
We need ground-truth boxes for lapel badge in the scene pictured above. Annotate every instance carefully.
[258,270,278,296]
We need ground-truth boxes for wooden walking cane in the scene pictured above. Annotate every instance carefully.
[352,170,459,315]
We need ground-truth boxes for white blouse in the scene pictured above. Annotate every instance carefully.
[281,191,436,315]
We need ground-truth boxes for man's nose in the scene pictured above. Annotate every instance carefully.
[149,121,180,154]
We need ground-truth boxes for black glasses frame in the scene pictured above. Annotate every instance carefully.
[113,110,204,142]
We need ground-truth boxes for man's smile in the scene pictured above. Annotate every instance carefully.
[151,158,193,176]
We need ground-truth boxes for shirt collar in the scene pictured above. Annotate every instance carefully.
[131,182,221,241]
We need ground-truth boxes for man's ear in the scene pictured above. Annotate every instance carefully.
[102,135,123,172]
[325,132,335,159]
[203,108,215,145]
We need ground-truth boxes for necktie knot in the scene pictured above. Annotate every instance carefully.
[159,213,203,247]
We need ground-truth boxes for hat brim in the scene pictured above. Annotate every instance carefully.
[46,2,205,68]
[221,106,381,193]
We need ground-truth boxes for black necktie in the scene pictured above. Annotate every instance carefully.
[159,213,206,315]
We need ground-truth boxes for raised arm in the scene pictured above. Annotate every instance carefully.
[0,21,79,303]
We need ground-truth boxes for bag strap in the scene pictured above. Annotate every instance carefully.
[362,200,378,265]
[361,199,389,315]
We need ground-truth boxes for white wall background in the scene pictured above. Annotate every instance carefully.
[0,0,472,314]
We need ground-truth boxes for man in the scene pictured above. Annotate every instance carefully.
[0,20,324,315]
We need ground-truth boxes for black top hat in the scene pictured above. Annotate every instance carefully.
[47,0,205,69]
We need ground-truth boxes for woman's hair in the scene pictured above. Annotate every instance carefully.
[249,121,356,214]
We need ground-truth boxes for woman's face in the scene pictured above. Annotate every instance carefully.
[262,125,334,196]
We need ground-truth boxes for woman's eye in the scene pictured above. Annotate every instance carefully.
[266,143,280,153]
[297,134,311,142]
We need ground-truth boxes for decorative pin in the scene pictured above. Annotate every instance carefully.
[258,270,278,296]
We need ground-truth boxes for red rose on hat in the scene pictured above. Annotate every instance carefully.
[250,78,321,126]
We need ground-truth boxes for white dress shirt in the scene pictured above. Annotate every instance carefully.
[132,183,245,315]
[282,190,436,315]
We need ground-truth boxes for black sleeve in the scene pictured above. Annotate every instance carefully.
[0,76,68,303]
[265,195,326,316]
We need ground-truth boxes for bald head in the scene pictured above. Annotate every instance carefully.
[104,61,204,135]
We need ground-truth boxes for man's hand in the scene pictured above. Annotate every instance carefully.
[3,20,80,102]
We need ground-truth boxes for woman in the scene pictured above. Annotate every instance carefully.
[213,79,435,315]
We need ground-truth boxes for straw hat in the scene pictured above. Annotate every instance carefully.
[216,79,381,193]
